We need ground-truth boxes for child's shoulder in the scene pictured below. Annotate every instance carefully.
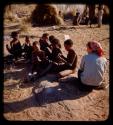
[69,49,77,55]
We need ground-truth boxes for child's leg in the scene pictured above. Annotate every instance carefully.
[14,51,21,60]
[58,69,74,78]
[18,49,22,57]
[39,63,53,77]
[31,63,38,73]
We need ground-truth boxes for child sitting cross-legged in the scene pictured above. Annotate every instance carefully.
[6,31,22,61]
[39,39,78,80]
[26,41,51,82]
[39,33,52,58]
[22,36,32,62]
[54,39,78,79]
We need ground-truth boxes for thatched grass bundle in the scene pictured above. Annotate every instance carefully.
[4,4,36,24]
[31,4,64,26]
[4,5,17,23]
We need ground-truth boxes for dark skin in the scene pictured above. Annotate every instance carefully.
[6,34,22,57]
[25,36,31,45]
[54,44,75,65]
[56,44,77,78]
[6,36,18,50]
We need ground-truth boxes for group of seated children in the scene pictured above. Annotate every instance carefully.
[6,31,107,91]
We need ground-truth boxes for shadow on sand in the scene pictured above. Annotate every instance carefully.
[4,77,92,113]
[4,57,92,114]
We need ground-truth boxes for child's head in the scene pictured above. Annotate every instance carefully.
[42,33,49,41]
[32,41,40,51]
[25,36,30,43]
[64,39,73,51]
[86,41,104,56]
[51,38,61,49]
[49,35,55,44]
[11,31,19,40]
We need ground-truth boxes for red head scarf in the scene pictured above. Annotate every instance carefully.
[87,41,104,56]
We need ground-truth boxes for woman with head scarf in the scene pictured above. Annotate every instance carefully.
[77,40,107,91]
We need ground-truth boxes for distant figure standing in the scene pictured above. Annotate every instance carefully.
[88,5,95,27]
[97,5,104,28]
[59,11,64,19]
[73,9,81,25]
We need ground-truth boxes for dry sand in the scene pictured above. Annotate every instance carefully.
[3,24,109,121]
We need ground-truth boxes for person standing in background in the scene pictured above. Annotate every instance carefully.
[88,5,95,27]
[97,4,104,28]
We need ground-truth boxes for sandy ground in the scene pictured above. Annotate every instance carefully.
[3,24,109,121]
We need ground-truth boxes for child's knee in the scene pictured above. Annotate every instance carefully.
[58,70,73,78]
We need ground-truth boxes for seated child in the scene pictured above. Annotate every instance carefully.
[29,39,77,80]
[31,41,42,73]
[49,38,63,62]
[31,41,50,73]
[6,31,22,60]
[43,39,77,79]
[30,38,64,78]
[39,33,52,57]
[55,39,78,78]
[26,41,51,81]
[78,41,107,91]
[49,35,55,48]
[22,36,32,61]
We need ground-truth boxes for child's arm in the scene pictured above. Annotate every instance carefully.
[57,53,67,63]
[6,44,11,53]
[10,41,13,48]
[60,54,67,61]
[66,51,77,67]
[68,55,77,67]
[58,49,67,61]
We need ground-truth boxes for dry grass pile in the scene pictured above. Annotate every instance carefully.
[4,5,19,23]
[31,4,64,26]
[4,4,36,24]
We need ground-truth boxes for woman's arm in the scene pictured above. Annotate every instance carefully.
[80,56,85,71]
